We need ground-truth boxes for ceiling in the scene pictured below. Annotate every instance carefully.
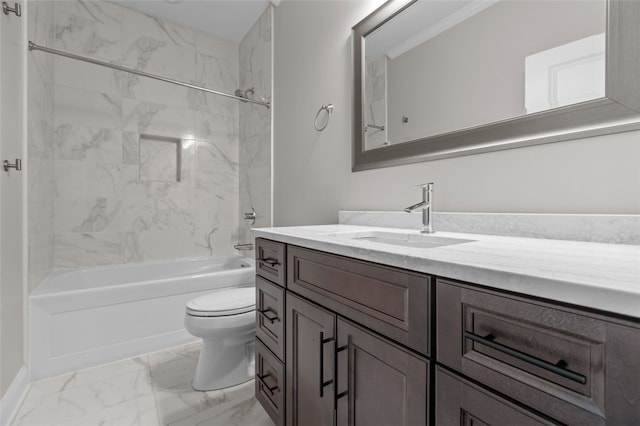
[113,0,274,43]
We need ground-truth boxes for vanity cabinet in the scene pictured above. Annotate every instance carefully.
[437,278,640,426]
[255,237,640,426]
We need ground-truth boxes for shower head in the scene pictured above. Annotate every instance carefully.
[234,87,267,103]
[234,89,248,101]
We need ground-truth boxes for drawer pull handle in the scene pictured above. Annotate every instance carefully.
[258,308,279,323]
[259,257,279,267]
[465,332,587,385]
[257,373,278,395]
[319,332,335,397]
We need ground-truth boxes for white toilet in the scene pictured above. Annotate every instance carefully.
[184,286,256,391]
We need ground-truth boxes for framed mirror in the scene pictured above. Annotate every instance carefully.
[352,0,640,171]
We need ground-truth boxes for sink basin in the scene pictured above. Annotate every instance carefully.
[331,231,474,249]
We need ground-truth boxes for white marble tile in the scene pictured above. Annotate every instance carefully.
[55,86,122,130]
[195,52,238,95]
[15,341,273,426]
[123,131,140,165]
[55,0,123,27]
[14,368,153,426]
[55,55,121,95]
[70,394,159,426]
[55,160,124,198]
[54,232,123,268]
[195,140,239,198]
[55,196,121,233]
[122,7,195,49]
[195,30,238,63]
[27,356,150,401]
[119,71,193,109]
[27,0,55,293]
[123,99,196,139]
[54,3,122,63]
[168,383,273,426]
[139,137,179,182]
[123,34,196,82]
[196,111,238,144]
[152,357,259,425]
[55,124,122,162]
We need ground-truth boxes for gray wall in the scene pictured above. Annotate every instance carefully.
[273,0,640,227]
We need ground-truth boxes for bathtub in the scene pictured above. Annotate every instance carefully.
[30,255,255,381]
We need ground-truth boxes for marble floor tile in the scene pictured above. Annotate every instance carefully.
[14,342,273,426]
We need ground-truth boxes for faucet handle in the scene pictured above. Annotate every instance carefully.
[413,182,433,189]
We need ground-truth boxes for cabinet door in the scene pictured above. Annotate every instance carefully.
[336,318,429,426]
[435,367,558,426]
[286,293,336,426]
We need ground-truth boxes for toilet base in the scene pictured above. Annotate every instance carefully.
[192,339,255,391]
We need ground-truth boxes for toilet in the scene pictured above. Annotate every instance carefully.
[184,286,256,391]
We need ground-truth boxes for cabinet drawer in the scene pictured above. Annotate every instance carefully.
[255,339,285,426]
[436,366,557,426]
[437,278,640,426]
[287,245,432,356]
[256,276,285,361]
[256,238,286,287]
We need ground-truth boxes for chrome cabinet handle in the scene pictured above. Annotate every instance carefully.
[465,331,587,384]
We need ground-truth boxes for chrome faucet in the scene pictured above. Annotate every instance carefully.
[404,183,434,234]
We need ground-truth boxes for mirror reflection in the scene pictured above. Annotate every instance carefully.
[363,0,606,151]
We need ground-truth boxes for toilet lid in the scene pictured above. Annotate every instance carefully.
[187,287,255,317]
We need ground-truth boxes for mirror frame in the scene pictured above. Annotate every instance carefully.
[352,0,640,171]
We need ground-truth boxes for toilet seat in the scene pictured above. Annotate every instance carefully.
[186,287,255,317]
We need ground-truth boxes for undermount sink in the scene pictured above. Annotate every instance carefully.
[329,231,475,249]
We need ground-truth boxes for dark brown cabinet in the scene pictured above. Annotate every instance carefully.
[435,367,557,426]
[255,238,640,426]
[256,339,286,426]
[286,292,429,426]
[286,293,336,426]
[436,278,640,426]
[336,318,429,426]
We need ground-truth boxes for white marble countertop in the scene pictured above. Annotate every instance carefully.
[252,225,640,319]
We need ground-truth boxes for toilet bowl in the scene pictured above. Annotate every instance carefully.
[184,286,256,391]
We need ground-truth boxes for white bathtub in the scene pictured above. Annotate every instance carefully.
[30,255,255,381]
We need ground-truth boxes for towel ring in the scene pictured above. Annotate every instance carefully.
[314,104,334,131]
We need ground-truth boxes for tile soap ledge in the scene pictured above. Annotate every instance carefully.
[252,224,640,319]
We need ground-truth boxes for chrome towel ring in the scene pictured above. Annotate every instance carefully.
[314,104,334,131]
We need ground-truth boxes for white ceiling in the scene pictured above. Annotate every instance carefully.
[113,0,273,43]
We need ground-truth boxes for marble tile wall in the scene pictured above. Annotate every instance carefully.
[28,0,56,292]
[239,6,273,256]
[51,0,241,269]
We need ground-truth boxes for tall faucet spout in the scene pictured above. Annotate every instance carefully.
[404,182,435,233]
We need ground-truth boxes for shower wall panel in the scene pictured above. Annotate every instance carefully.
[50,0,240,268]
[28,0,56,291]
[239,5,273,253]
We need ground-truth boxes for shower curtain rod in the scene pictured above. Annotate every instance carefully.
[28,41,271,109]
